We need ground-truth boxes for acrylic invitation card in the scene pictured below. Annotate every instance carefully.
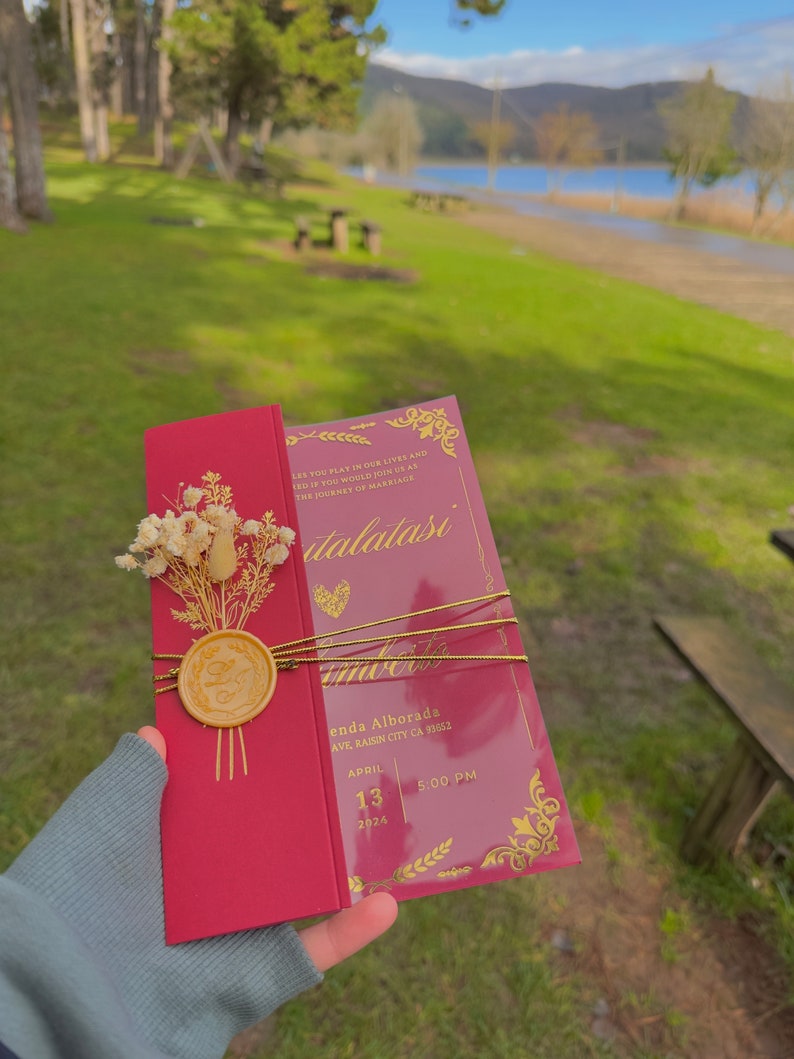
[286,397,579,903]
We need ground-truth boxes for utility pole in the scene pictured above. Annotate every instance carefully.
[610,135,626,212]
[487,76,502,190]
[393,83,408,178]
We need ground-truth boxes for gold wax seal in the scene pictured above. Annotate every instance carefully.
[177,629,278,728]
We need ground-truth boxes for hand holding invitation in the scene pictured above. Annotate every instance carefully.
[120,398,578,943]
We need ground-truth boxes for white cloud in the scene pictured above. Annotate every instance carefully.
[375,17,794,94]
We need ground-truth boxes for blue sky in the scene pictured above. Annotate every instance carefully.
[370,1,794,93]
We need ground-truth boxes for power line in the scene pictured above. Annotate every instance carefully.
[498,89,538,132]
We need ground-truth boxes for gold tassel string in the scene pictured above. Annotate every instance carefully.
[275,653,528,667]
[272,616,517,657]
[152,589,524,690]
[270,590,512,652]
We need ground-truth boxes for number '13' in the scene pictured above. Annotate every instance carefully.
[355,787,383,810]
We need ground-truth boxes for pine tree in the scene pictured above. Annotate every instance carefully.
[167,0,384,176]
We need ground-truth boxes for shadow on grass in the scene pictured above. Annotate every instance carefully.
[5,159,793,876]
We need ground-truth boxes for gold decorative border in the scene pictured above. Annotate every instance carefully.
[480,769,560,872]
[457,464,494,595]
[456,464,535,751]
[437,865,473,879]
[349,837,453,894]
[385,405,459,458]
[285,430,373,447]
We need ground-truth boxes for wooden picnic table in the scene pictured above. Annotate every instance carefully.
[771,528,794,563]
[293,209,383,257]
[408,189,468,212]
[328,207,349,253]
[653,529,794,867]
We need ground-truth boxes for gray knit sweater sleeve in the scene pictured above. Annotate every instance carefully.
[0,733,322,1059]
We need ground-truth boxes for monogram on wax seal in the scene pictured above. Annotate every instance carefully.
[178,629,278,728]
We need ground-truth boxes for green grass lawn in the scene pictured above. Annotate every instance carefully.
[2,145,793,1056]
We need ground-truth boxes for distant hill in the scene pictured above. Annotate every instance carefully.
[363,63,749,163]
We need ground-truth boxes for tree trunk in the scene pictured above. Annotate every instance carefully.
[91,3,109,159]
[59,0,69,52]
[69,0,97,162]
[750,177,773,234]
[145,0,160,133]
[134,0,148,134]
[118,32,134,114]
[0,0,52,219]
[154,0,175,167]
[109,32,123,115]
[0,64,26,232]
[258,116,274,146]
[669,174,691,222]
[224,100,245,177]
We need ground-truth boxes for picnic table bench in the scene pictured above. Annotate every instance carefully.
[771,528,794,562]
[654,614,794,866]
[328,208,349,253]
[655,533,794,867]
[408,190,468,213]
[359,219,382,256]
[294,215,311,251]
[654,528,794,867]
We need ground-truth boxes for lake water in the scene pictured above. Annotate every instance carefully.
[352,163,794,274]
[410,163,756,202]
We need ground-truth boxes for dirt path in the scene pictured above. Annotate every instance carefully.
[461,208,794,337]
[542,809,794,1058]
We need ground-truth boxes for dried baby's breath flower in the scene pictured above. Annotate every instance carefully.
[204,504,238,531]
[190,520,214,550]
[160,510,180,535]
[241,519,261,536]
[142,555,168,578]
[265,543,290,566]
[183,541,204,567]
[135,515,162,549]
[165,533,188,557]
[115,554,138,570]
[182,486,204,509]
[278,526,296,546]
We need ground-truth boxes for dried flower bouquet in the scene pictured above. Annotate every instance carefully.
[115,470,295,634]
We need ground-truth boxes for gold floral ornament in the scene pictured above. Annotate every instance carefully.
[349,838,453,894]
[480,770,560,872]
[385,405,460,458]
[115,471,296,780]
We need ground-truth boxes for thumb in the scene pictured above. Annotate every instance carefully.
[137,725,167,762]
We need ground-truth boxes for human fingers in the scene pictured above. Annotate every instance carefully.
[133,726,397,970]
[136,725,167,762]
[299,892,398,972]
